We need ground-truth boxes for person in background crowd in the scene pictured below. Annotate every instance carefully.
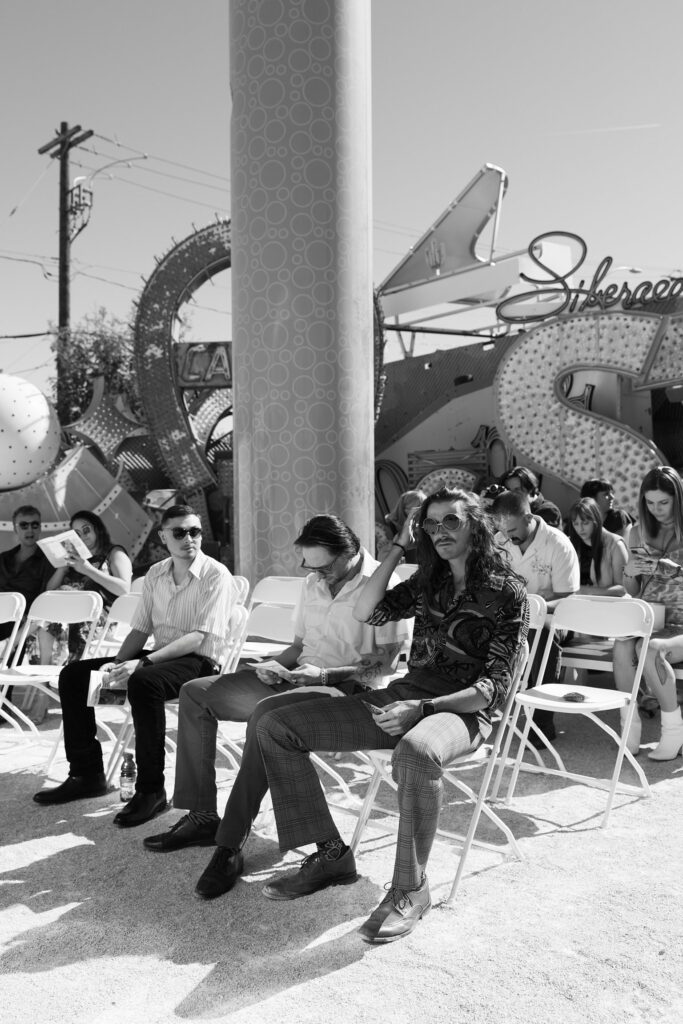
[613,466,683,759]
[580,478,632,539]
[33,505,234,826]
[501,466,562,529]
[566,497,627,595]
[492,489,580,746]
[37,509,133,665]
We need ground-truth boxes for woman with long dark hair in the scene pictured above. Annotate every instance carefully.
[613,466,683,758]
[39,509,132,663]
[566,497,627,595]
[235,487,528,944]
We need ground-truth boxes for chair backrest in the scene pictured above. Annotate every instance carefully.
[232,575,250,606]
[219,603,250,674]
[250,575,304,608]
[13,590,104,667]
[393,563,418,582]
[550,596,654,640]
[130,576,146,593]
[89,592,142,657]
[246,603,296,643]
[519,594,547,691]
[0,592,26,668]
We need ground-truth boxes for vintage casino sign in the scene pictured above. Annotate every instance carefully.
[175,342,232,388]
[497,231,683,324]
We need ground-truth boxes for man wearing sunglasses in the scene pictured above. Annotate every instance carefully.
[143,513,410,900]
[33,505,234,827]
[0,508,53,639]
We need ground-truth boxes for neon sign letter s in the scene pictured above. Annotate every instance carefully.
[493,310,683,509]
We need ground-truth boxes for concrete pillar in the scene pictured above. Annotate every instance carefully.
[230,0,374,577]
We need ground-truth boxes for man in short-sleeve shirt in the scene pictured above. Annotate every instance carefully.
[492,490,579,741]
[33,505,234,826]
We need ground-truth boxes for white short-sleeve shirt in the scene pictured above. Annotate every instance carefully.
[497,516,579,599]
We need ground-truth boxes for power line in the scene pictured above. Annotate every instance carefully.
[0,331,55,339]
[79,145,230,194]
[93,132,231,184]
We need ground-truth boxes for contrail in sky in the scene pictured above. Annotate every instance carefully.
[549,123,661,136]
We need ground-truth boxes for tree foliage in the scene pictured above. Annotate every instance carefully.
[50,307,143,425]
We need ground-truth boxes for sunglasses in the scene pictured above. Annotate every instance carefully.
[17,521,40,530]
[166,526,203,540]
[301,554,338,574]
[422,513,465,536]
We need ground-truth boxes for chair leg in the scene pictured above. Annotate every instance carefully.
[349,766,385,854]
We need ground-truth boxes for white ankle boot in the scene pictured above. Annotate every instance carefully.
[619,707,642,756]
[648,710,683,761]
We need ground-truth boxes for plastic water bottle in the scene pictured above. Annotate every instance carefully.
[119,752,137,801]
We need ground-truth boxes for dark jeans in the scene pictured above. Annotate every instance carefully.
[58,653,218,792]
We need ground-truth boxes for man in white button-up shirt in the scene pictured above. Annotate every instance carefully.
[143,513,411,898]
[33,505,234,827]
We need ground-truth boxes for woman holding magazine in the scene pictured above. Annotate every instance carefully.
[38,510,132,664]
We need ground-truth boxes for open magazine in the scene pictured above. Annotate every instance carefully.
[87,669,128,707]
[37,529,92,569]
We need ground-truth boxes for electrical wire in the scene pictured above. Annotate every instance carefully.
[93,133,231,184]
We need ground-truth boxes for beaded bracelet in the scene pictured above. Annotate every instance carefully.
[320,667,329,686]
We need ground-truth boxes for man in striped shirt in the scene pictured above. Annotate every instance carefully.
[33,505,234,828]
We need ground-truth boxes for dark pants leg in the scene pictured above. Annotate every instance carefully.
[529,626,562,735]
[58,656,113,777]
[215,688,334,850]
[127,654,217,793]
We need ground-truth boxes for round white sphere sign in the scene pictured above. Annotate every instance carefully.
[0,374,61,489]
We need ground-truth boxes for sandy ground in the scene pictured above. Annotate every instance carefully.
[1,696,682,1024]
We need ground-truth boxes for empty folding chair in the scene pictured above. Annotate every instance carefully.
[504,596,655,828]
[0,592,27,735]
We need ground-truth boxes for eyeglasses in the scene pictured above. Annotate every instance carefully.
[301,554,338,574]
[17,521,40,530]
[166,526,202,540]
[422,513,465,536]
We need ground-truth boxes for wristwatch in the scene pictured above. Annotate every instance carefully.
[421,699,436,718]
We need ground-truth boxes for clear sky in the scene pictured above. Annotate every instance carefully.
[2,0,682,395]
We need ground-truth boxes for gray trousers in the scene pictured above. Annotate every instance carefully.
[256,692,481,890]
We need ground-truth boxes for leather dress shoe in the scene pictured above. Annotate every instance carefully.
[360,879,431,944]
[33,773,108,805]
[194,846,244,900]
[113,789,168,828]
[262,847,357,901]
[143,814,218,852]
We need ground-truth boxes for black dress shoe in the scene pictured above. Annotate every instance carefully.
[143,814,218,852]
[33,773,108,805]
[194,846,244,900]
[262,848,357,901]
[113,789,168,828]
[360,879,431,944]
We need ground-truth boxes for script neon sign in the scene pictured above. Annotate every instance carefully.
[496,231,683,324]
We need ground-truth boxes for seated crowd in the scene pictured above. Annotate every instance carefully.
[3,464,682,944]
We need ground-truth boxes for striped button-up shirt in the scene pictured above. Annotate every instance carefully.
[132,550,234,665]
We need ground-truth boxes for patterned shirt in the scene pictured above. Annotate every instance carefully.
[132,550,234,665]
[366,569,529,727]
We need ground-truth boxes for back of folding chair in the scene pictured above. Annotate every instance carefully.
[89,592,142,658]
[232,575,250,606]
[220,603,250,674]
[11,590,104,668]
[0,592,26,669]
[249,575,304,608]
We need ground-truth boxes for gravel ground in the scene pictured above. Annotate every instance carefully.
[1,700,682,1024]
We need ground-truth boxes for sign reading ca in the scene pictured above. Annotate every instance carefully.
[175,343,232,388]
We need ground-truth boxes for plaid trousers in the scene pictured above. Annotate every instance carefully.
[256,691,481,890]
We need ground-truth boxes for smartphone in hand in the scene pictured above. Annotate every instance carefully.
[361,698,383,715]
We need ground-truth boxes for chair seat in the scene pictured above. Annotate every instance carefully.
[517,683,630,713]
[1,665,62,681]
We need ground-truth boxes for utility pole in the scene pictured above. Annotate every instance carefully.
[38,122,94,415]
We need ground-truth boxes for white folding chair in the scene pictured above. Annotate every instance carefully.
[248,575,304,610]
[0,593,27,734]
[349,629,532,905]
[0,590,103,740]
[44,592,143,778]
[232,575,250,607]
[239,603,296,661]
[393,563,418,582]
[504,596,655,828]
